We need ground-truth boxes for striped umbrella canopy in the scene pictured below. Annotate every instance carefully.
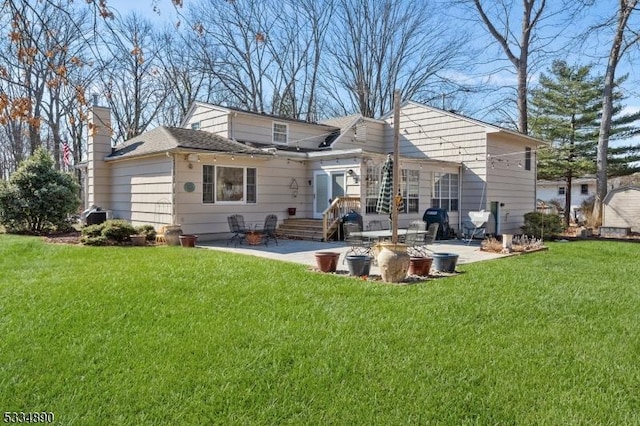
[376,154,394,215]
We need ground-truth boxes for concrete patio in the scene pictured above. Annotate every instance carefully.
[197,237,508,276]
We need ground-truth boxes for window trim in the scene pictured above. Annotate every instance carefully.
[558,186,566,196]
[202,165,257,204]
[524,147,532,171]
[431,172,459,212]
[273,122,288,145]
[580,184,589,195]
[191,121,201,130]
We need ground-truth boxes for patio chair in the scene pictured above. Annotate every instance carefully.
[423,222,439,251]
[227,214,247,246]
[405,221,428,257]
[262,214,278,246]
[343,221,373,262]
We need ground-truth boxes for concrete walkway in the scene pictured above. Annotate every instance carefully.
[197,237,508,275]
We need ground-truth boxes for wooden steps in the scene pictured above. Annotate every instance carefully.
[276,218,327,241]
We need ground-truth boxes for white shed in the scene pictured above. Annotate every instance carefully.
[603,186,640,233]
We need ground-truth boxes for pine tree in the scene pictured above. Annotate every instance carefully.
[529,60,640,226]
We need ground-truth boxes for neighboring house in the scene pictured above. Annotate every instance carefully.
[603,186,640,232]
[80,100,545,241]
[537,176,596,214]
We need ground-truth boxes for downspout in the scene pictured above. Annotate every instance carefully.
[170,153,177,225]
[458,163,463,236]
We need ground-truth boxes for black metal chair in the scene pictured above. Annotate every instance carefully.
[262,214,278,246]
[227,214,247,246]
[343,221,373,262]
[405,220,428,257]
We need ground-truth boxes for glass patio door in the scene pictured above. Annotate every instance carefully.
[313,171,345,218]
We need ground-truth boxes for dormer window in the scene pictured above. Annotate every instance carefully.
[273,122,288,144]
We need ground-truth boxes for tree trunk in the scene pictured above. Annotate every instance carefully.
[593,1,636,226]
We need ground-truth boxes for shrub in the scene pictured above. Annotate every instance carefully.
[521,212,564,239]
[0,147,80,234]
[82,224,104,238]
[101,220,137,243]
[80,235,109,246]
[135,225,157,242]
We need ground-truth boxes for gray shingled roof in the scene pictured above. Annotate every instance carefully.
[107,126,266,160]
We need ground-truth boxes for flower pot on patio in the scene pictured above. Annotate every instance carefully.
[431,252,459,273]
[376,242,410,283]
[164,225,183,246]
[408,256,432,276]
[288,207,296,216]
[179,234,198,248]
[130,234,146,246]
[315,251,340,273]
[345,255,372,277]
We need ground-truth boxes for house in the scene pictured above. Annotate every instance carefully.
[603,186,640,233]
[537,176,596,215]
[81,100,545,241]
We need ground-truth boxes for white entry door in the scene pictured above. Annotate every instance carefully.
[313,171,345,218]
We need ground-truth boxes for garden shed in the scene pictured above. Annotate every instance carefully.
[603,186,640,233]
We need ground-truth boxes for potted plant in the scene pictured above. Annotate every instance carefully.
[179,234,198,248]
[345,255,372,277]
[129,234,147,246]
[431,252,459,273]
[408,256,432,276]
[376,242,409,283]
[288,207,296,216]
[315,251,340,273]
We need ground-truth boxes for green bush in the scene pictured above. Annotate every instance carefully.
[82,224,104,238]
[101,220,137,243]
[521,212,564,239]
[80,220,139,245]
[135,225,157,241]
[80,235,109,246]
[0,147,80,234]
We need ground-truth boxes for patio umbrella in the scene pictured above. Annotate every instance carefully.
[375,154,394,215]
[376,154,404,216]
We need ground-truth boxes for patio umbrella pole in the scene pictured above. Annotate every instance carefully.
[392,89,400,244]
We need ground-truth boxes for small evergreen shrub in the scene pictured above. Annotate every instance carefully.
[82,224,104,238]
[80,235,109,246]
[135,225,157,241]
[521,212,564,239]
[101,220,137,243]
[0,147,80,234]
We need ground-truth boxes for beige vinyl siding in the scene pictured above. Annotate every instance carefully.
[333,120,386,152]
[231,115,334,149]
[187,105,229,137]
[389,103,484,232]
[485,134,536,234]
[174,155,312,238]
[604,187,640,232]
[109,156,173,227]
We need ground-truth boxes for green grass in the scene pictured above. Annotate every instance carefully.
[1,235,640,425]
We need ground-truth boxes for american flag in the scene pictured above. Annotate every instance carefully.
[62,141,71,167]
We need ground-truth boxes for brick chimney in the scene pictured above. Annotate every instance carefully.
[86,105,112,210]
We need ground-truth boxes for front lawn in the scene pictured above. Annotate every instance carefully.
[1,235,639,424]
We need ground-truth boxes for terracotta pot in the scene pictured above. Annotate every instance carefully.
[246,231,262,245]
[408,256,432,276]
[345,255,372,276]
[315,251,340,273]
[376,243,410,283]
[164,225,183,246]
[431,252,459,273]
[130,234,146,246]
[179,234,198,248]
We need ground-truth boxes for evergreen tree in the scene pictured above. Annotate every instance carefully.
[529,60,640,226]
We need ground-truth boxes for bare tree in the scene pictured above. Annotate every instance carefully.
[324,0,468,118]
[460,0,590,133]
[592,0,640,225]
[96,12,167,141]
